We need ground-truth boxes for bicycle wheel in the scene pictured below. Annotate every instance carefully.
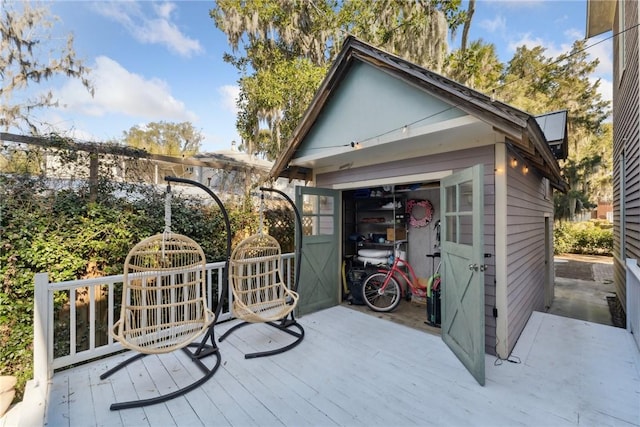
[362,272,402,312]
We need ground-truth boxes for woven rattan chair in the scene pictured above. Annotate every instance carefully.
[100,187,221,410]
[219,192,304,359]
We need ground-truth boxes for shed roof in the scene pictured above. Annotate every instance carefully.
[270,36,568,191]
[535,110,567,143]
[535,110,568,160]
[194,150,272,173]
[586,0,615,38]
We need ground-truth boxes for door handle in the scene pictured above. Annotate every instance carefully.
[468,263,479,271]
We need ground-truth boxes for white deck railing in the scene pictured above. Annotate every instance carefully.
[626,258,640,352]
[32,254,295,386]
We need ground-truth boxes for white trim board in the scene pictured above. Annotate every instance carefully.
[330,170,453,190]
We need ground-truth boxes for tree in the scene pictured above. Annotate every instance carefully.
[583,123,613,204]
[0,1,93,133]
[444,39,503,91]
[338,0,460,72]
[211,0,465,159]
[459,0,475,52]
[122,121,203,156]
[0,144,43,174]
[498,41,609,132]
[497,42,611,219]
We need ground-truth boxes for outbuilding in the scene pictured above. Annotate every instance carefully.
[270,36,568,385]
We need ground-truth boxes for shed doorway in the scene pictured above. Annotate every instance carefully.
[341,180,442,334]
[340,165,486,386]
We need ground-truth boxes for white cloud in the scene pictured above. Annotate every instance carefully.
[479,15,506,34]
[507,33,572,59]
[218,85,240,114]
[587,36,613,77]
[94,2,202,58]
[154,2,176,20]
[564,28,583,41]
[507,33,543,53]
[55,56,197,122]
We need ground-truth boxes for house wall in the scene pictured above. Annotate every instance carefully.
[297,61,467,158]
[613,0,640,313]
[505,150,553,354]
[316,145,498,355]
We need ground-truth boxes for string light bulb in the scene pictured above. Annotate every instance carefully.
[510,158,518,168]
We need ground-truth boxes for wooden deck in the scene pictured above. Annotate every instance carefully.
[15,306,640,426]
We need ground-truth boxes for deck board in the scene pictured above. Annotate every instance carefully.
[31,306,640,426]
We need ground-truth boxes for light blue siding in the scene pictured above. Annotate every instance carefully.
[294,61,466,158]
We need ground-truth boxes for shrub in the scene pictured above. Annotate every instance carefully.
[554,221,613,255]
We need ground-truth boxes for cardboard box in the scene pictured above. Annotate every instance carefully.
[386,228,407,241]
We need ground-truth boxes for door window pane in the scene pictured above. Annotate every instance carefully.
[446,186,457,212]
[460,181,473,212]
[319,196,334,214]
[318,216,334,235]
[459,214,473,245]
[446,216,457,243]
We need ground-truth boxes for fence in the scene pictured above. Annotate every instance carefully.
[32,254,295,386]
[626,258,640,351]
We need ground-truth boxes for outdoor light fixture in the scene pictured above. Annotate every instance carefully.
[523,165,529,174]
[511,158,518,168]
[350,141,362,149]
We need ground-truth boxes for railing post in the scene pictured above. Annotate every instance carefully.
[34,273,51,382]
[625,258,640,352]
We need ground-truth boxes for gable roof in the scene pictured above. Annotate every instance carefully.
[270,36,568,192]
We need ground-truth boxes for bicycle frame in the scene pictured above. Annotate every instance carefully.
[374,256,427,298]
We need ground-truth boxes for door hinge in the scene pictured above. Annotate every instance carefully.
[493,307,498,318]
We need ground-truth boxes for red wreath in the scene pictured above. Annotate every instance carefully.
[406,199,433,228]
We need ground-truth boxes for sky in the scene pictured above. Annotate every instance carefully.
[19,0,613,153]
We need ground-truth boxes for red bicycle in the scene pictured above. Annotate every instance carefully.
[362,244,438,312]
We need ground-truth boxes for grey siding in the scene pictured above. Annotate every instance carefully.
[317,145,498,355]
[613,0,640,312]
[505,151,552,353]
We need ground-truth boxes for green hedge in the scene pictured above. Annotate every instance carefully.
[554,220,613,256]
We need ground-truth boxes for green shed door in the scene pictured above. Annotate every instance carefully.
[440,164,486,386]
[295,186,340,316]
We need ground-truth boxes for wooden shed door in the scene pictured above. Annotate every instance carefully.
[440,164,486,385]
[295,186,340,316]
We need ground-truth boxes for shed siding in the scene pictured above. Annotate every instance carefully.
[505,153,552,353]
[297,61,466,158]
[613,0,640,313]
[317,145,498,355]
